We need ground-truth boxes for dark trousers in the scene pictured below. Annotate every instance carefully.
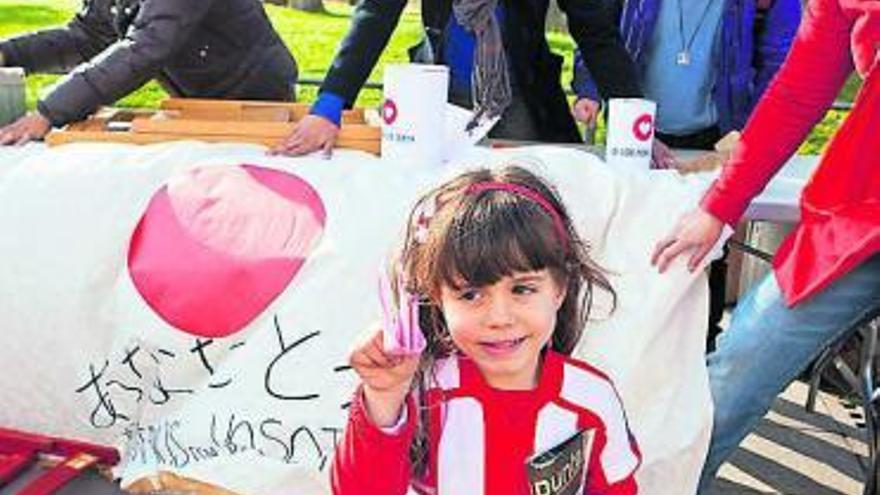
[657,125,727,353]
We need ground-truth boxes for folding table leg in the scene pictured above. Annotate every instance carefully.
[860,318,879,495]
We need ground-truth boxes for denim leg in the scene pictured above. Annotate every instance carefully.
[699,254,880,491]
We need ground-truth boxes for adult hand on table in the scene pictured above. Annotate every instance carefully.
[270,114,339,157]
[651,208,725,273]
[0,112,52,146]
[651,139,680,169]
[572,97,600,127]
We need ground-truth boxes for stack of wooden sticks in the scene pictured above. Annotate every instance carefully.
[45,98,381,155]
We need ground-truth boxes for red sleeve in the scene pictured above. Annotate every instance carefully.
[330,388,417,495]
[700,0,855,225]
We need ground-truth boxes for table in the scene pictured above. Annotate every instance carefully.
[485,142,819,223]
[669,149,819,224]
[0,143,819,224]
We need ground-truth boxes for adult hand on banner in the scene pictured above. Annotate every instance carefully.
[270,114,339,157]
[651,208,725,273]
[350,328,420,427]
[651,139,680,169]
[0,112,51,146]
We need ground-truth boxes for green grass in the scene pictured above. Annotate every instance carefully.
[268,1,424,107]
[0,0,856,152]
[0,0,424,109]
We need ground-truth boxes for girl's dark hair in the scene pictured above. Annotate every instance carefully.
[392,165,616,478]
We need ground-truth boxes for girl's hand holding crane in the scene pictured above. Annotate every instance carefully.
[349,328,420,428]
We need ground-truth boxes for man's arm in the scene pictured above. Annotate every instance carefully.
[702,0,852,224]
[319,0,408,110]
[271,0,406,156]
[652,0,852,273]
[0,0,117,75]
[570,0,626,101]
[559,0,641,101]
[37,0,217,127]
[571,50,602,103]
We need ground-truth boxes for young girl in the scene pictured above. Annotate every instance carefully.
[332,166,641,495]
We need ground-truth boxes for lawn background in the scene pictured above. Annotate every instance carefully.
[0,0,858,154]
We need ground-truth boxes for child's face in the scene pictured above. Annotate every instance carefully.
[439,269,566,390]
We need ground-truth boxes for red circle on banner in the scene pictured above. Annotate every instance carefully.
[128,165,326,338]
[632,113,654,141]
[382,99,398,125]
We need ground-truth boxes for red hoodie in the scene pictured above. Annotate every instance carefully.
[701,0,880,305]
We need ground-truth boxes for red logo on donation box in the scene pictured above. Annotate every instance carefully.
[382,99,398,125]
[632,113,654,141]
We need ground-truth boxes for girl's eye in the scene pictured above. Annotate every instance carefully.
[512,284,537,295]
[458,289,480,301]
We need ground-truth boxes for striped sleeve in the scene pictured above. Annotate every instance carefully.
[558,362,641,494]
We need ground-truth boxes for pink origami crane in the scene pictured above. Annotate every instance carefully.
[378,264,427,356]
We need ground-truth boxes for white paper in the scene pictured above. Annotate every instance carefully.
[606,98,657,172]
[443,103,499,163]
[381,64,449,167]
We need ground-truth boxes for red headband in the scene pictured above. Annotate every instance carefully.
[466,182,568,251]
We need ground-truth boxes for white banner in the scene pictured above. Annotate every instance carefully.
[0,142,711,495]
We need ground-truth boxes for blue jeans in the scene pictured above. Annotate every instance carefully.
[699,254,880,491]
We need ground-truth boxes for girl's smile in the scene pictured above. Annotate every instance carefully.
[478,336,528,356]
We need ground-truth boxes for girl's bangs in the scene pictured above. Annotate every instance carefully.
[436,200,563,289]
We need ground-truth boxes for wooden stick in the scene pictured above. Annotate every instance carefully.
[45,130,381,154]
[131,118,379,140]
[160,98,366,124]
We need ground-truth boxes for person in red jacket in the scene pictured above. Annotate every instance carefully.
[333,166,641,495]
[651,0,880,489]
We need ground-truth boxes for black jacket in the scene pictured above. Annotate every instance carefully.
[321,0,642,142]
[0,0,298,126]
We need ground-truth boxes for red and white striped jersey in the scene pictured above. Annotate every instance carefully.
[331,350,641,495]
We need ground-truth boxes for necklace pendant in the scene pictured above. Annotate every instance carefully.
[676,51,691,65]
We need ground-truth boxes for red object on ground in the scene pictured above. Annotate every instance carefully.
[16,453,100,495]
[0,427,119,493]
[0,452,37,485]
[0,428,53,455]
[50,438,119,466]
